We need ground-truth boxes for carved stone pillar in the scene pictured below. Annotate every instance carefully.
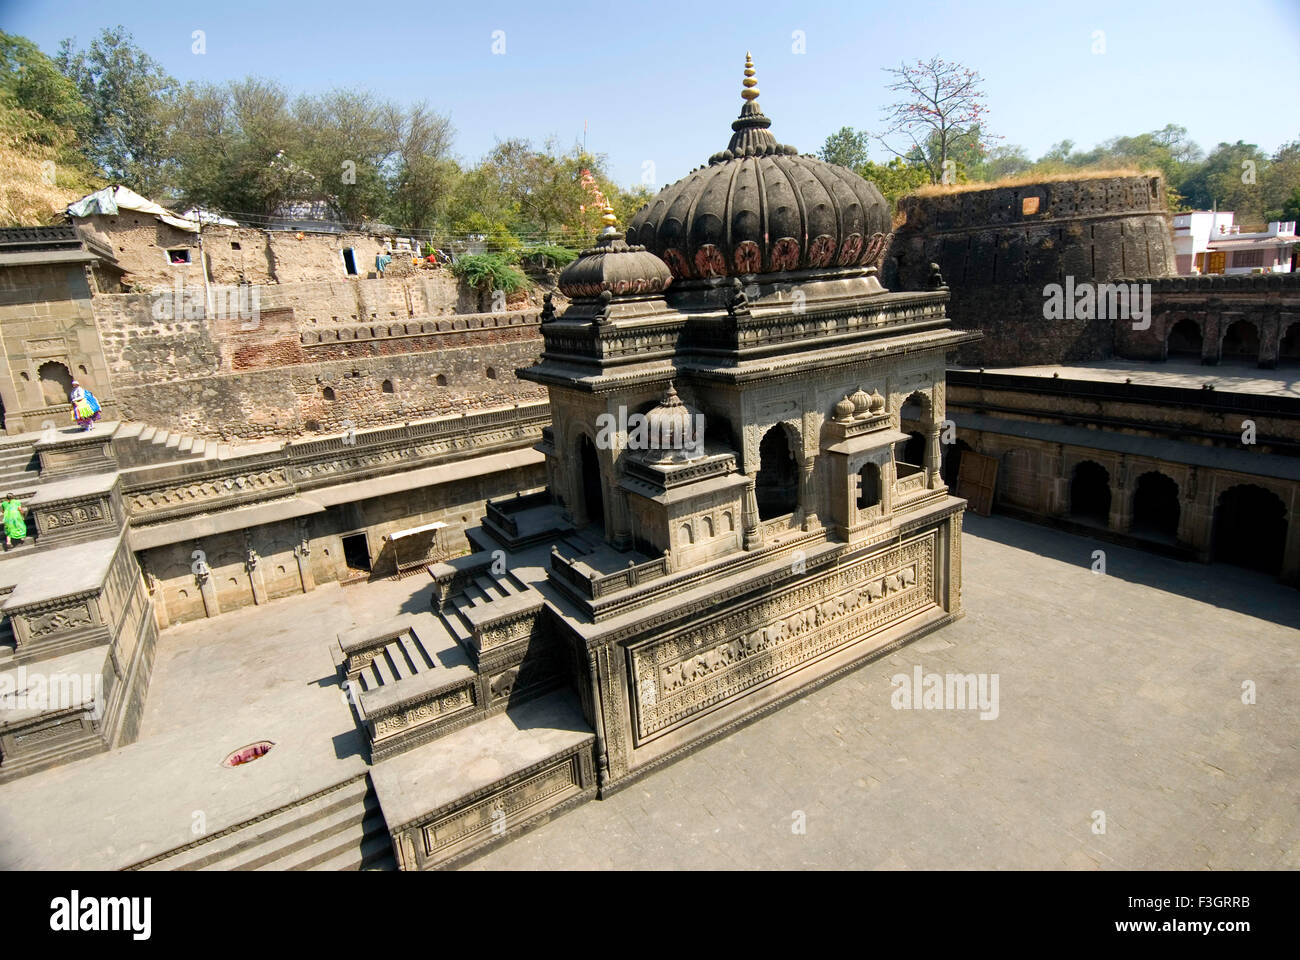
[1109,455,1130,533]
[924,424,942,489]
[742,475,761,549]
[608,487,632,551]
[196,568,219,619]
[798,458,819,531]
[141,557,169,631]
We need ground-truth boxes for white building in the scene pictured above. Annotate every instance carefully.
[1172,211,1297,275]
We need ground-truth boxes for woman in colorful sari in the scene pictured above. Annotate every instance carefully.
[2,493,26,550]
[69,380,101,430]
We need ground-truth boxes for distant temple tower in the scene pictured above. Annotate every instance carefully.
[515,54,981,785]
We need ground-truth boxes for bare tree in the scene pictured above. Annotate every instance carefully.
[878,57,996,184]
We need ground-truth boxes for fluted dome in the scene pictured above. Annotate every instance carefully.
[626,54,891,281]
[558,205,673,299]
[643,383,705,463]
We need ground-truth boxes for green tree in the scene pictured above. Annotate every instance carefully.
[293,89,394,225]
[56,26,177,197]
[820,126,872,169]
[1179,141,1272,225]
[0,31,87,143]
[384,101,456,231]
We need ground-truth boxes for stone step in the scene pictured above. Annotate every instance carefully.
[399,632,434,672]
[370,648,397,686]
[164,434,180,450]
[385,640,417,681]
[114,423,144,440]
[265,811,390,871]
[140,777,370,871]
[178,437,193,454]
[439,603,474,645]
[472,574,504,601]
[222,789,381,871]
[138,427,156,443]
[191,438,207,457]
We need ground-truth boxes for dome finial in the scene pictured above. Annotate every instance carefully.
[741,52,760,101]
[601,201,618,231]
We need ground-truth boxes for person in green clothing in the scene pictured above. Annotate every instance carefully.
[2,493,27,550]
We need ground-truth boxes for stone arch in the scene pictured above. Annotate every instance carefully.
[38,360,73,406]
[1220,319,1260,364]
[679,522,694,544]
[1213,483,1287,575]
[577,432,605,531]
[857,462,882,513]
[755,423,799,520]
[1131,471,1180,540]
[1166,317,1202,360]
[702,516,714,538]
[1070,460,1111,526]
[1280,321,1300,366]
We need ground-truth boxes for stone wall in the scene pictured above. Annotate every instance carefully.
[888,175,1177,366]
[0,261,117,433]
[91,278,547,439]
[72,215,398,289]
[1113,273,1300,366]
[140,458,546,627]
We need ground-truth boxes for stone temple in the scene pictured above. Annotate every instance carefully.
[342,57,977,867]
[0,58,978,870]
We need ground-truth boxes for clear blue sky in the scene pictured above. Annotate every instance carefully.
[3,0,1297,188]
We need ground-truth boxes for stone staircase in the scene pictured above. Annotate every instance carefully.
[0,441,38,491]
[135,775,394,871]
[436,569,534,653]
[111,422,233,468]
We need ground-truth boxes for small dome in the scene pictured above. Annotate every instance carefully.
[850,387,872,417]
[868,390,885,413]
[643,383,705,463]
[834,395,855,423]
[558,203,672,300]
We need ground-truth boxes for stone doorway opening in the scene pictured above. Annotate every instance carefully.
[342,533,372,573]
[857,463,881,513]
[1166,318,1202,360]
[1221,320,1260,365]
[1213,484,1287,575]
[579,434,604,530]
[1280,324,1300,366]
[1131,471,1180,542]
[38,360,73,406]
[1070,461,1111,526]
[756,424,798,520]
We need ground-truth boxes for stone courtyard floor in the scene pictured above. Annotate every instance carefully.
[468,514,1300,870]
[7,514,1293,870]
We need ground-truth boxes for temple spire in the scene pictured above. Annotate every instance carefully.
[741,52,760,102]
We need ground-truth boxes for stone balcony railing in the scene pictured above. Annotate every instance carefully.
[547,549,672,601]
[123,401,550,528]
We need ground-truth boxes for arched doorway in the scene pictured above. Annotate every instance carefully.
[1070,461,1111,526]
[1280,324,1300,366]
[38,361,73,406]
[578,434,605,530]
[1221,320,1260,365]
[1213,484,1287,575]
[943,439,974,486]
[1131,471,1180,541]
[857,463,881,513]
[1166,318,1202,360]
[755,425,798,520]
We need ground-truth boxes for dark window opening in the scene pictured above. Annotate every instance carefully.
[381,379,394,393]
[230,241,241,250]
[486,367,497,380]
[322,386,336,401]
[1131,472,1180,542]
[167,248,191,264]
[342,247,358,275]
[579,434,605,530]
[896,432,926,478]
[1166,318,1202,359]
[37,360,73,407]
[341,533,371,572]
[756,425,799,520]
[1070,461,1111,526]
[1213,484,1287,575]
[857,463,881,512]
[436,374,447,387]
[1221,320,1260,364]
[1280,324,1300,366]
